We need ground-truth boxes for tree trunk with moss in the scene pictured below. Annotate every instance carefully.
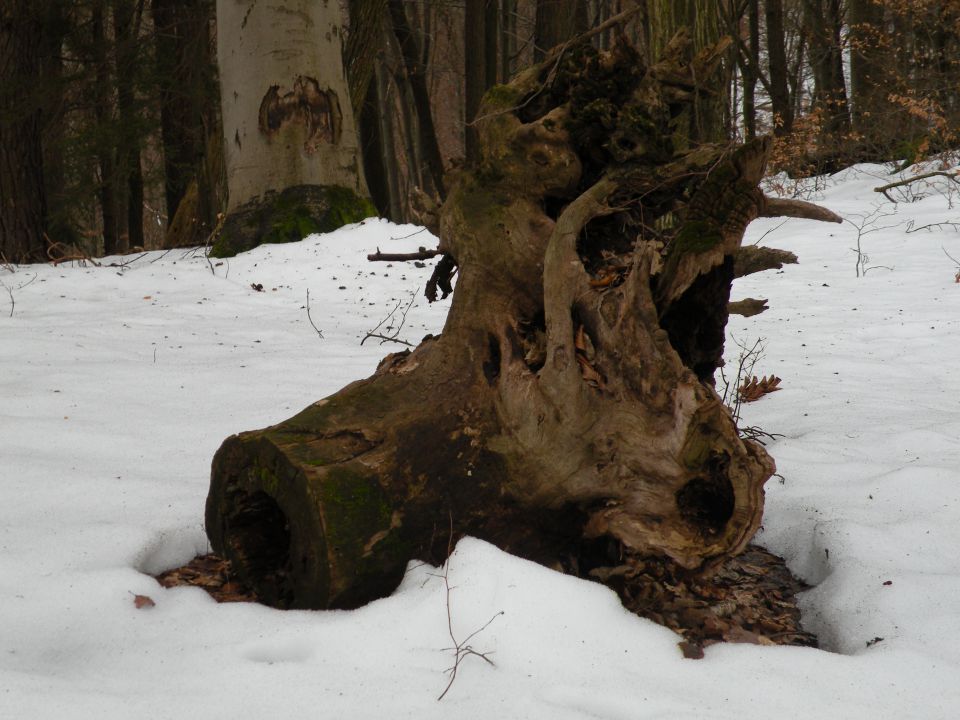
[205,26,840,610]
[212,0,374,257]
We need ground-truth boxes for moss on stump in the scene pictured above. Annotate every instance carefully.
[212,184,376,258]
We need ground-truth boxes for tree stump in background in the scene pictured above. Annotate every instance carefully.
[205,28,840,610]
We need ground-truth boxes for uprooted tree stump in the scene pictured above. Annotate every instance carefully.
[205,26,840,610]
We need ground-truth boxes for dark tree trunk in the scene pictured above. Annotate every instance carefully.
[387,0,445,198]
[803,0,849,146]
[357,73,391,219]
[206,27,840,610]
[464,0,487,163]
[742,0,760,140]
[114,0,143,252]
[0,0,48,262]
[153,0,214,227]
[765,0,792,134]
[92,2,120,255]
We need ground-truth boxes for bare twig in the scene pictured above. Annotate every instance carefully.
[719,336,765,428]
[0,273,37,318]
[305,289,324,339]
[942,246,960,282]
[905,220,960,234]
[0,279,13,317]
[362,291,417,346]
[844,206,902,277]
[367,247,440,262]
[436,513,503,702]
[391,227,429,241]
[107,252,150,270]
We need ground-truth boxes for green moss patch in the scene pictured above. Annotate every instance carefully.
[212,184,376,257]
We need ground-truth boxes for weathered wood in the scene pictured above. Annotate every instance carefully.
[734,246,798,278]
[206,32,839,610]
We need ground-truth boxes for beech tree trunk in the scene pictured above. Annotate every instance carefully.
[206,26,840,610]
[213,0,374,257]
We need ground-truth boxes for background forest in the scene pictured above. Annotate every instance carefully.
[2,0,960,264]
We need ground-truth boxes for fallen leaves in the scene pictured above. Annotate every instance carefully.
[589,544,817,657]
[575,324,606,389]
[738,375,782,402]
[155,554,257,603]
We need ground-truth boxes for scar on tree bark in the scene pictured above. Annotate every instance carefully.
[206,23,841,612]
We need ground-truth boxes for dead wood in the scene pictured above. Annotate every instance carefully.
[728,298,768,317]
[874,170,960,202]
[206,32,840,610]
[734,246,797,278]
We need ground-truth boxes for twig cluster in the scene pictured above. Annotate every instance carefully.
[843,205,901,277]
[435,553,503,701]
[719,336,765,428]
[361,291,417,347]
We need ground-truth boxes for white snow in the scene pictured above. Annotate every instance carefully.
[3,165,960,718]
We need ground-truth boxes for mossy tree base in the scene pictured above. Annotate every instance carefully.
[211,184,376,258]
[206,28,839,610]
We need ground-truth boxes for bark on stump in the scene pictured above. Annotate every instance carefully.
[205,30,840,610]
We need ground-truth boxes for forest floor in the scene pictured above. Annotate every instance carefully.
[3,160,960,718]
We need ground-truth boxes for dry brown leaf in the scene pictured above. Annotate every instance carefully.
[738,375,782,402]
[133,594,155,609]
[576,354,605,388]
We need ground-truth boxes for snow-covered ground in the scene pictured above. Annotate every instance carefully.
[3,163,960,718]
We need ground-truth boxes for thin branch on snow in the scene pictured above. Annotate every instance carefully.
[361,291,417,346]
[305,289,324,340]
[367,247,440,262]
[436,514,503,702]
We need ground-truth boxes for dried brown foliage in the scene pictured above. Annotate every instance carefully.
[738,375,782,403]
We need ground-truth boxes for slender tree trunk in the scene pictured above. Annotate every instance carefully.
[501,0,517,79]
[153,0,214,228]
[742,0,759,140]
[92,2,120,255]
[114,0,143,251]
[375,59,403,220]
[387,0,445,197]
[803,0,849,146]
[765,0,792,134]
[214,0,372,256]
[357,69,390,218]
[464,0,486,163]
[0,0,47,262]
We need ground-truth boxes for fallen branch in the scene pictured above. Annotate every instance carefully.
[761,197,843,224]
[367,247,440,262]
[874,170,960,202]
